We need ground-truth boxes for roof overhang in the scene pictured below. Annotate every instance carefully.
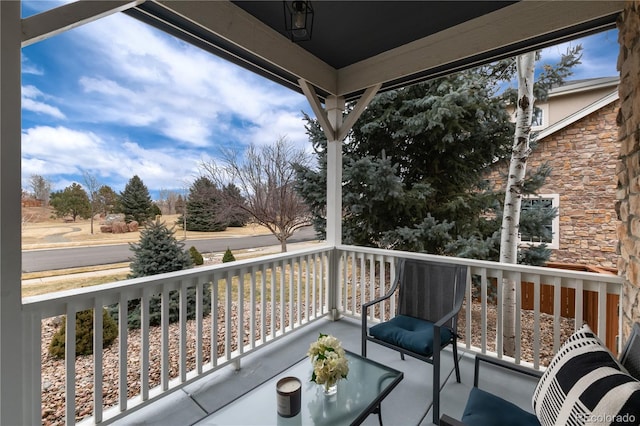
[123,1,622,101]
[20,1,622,102]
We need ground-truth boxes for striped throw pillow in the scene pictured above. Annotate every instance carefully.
[532,323,640,426]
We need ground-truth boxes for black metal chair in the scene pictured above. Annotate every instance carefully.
[620,322,640,381]
[362,257,468,425]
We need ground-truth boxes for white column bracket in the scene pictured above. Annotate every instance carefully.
[298,79,381,143]
[336,84,381,142]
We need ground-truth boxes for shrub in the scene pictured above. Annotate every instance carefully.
[109,284,212,329]
[49,308,118,359]
[189,246,204,265]
[222,247,236,263]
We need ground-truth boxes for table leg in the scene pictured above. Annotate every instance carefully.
[372,405,383,426]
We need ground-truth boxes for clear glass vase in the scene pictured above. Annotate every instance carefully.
[323,382,337,396]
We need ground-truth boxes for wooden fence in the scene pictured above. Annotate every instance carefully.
[521,263,619,354]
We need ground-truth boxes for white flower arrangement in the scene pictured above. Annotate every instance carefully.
[307,333,349,392]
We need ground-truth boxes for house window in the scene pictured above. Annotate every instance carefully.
[519,194,559,249]
[532,106,544,128]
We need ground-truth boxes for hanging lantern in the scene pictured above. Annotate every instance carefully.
[283,1,314,42]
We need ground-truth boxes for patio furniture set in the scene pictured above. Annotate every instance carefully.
[206,258,640,426]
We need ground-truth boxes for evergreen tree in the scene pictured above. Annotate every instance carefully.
[179,177,228,232]
[111,219,206,330]
[295,69,553,262]
[222,183,250,227]
[222,247,236,263]
[175,194,185,215]
[97,185,119,215]
[49,183,91,221]
[119,175,153,224]
[189,246,204,265]
[128,218,193,278]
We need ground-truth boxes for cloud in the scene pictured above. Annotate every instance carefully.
[245,110,310,149]
[539,29,618,80]
[21,54,44,75]
[58,12,310,149]
[23,126,102,156]
[21,125,204,193]
[22,85,66,119]
[22,98,66,119]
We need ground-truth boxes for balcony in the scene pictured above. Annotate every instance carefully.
[22,245,622,425]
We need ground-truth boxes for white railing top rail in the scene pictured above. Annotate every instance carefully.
[337,244,622,286]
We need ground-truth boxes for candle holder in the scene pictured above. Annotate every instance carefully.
[276,376,301,417]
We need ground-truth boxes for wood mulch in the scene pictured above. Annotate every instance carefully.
[458,301,575,366]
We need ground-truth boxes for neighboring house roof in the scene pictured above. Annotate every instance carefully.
[536,90,618,141]
[548,76,619,97]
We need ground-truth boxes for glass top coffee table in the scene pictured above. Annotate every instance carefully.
[201,350,403,425]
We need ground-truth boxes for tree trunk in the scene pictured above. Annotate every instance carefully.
[500,52,536,356]
[280,238,287,253]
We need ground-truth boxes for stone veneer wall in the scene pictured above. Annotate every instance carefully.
[487,101,620,269]
[617,1,640,341]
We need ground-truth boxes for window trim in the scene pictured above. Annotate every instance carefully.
[531,105,546,130]
[518,193,559,250]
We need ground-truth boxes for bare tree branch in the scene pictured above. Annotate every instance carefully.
[200,137,312,252]
[82,170,101,235]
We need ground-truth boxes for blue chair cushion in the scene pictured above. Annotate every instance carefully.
[461,387,540,426]
[368,315,452,356]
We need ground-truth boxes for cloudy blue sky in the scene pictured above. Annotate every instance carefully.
[20,2,620,200]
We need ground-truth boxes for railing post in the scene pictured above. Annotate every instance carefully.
[22,312,41,425]
[328,248,341,320]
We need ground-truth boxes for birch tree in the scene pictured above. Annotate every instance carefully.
[500,46,582,356]
[500,52,536,356]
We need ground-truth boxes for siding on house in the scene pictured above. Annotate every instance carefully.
[542,77,618,127]
[487,100,620,269]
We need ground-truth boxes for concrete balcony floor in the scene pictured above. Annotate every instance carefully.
[113,317,539,426]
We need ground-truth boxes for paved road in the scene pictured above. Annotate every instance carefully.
[22,227,318,273]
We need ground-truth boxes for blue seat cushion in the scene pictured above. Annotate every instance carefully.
[368,315,452,356]
[461,387,540,426]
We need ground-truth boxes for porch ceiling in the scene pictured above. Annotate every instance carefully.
[124,0,622,101]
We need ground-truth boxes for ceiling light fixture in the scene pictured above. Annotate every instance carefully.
[283,1,314,42]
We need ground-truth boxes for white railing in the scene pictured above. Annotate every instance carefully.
[21,244,623,425]
[336,245,623,369]
[21,246,333,425]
